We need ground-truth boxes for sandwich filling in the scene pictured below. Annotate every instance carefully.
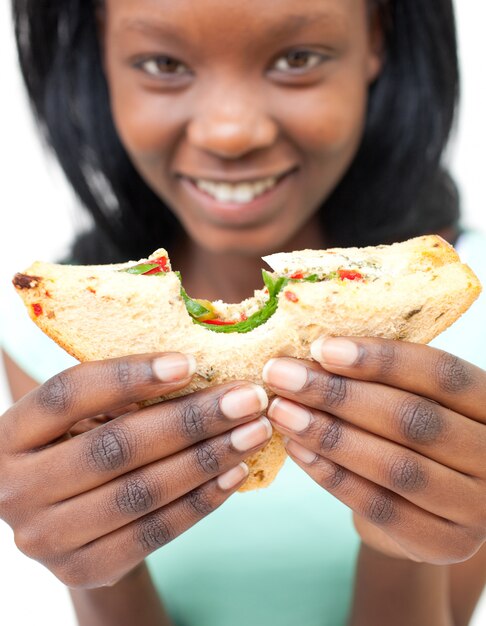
[121,250,367,334]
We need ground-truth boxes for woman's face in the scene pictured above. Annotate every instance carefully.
[102,0,382,255]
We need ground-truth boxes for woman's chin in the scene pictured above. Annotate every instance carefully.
[180,212,319,258]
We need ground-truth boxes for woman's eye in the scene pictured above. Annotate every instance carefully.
[273,50,325,73]
[136,56,190,78]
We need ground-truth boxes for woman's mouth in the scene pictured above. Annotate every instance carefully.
[191,174,281,204]
[177,168,298,225]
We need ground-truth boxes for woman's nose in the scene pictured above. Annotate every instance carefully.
[186,93,278,159]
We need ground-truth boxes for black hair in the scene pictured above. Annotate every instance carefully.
[12,0,460,263]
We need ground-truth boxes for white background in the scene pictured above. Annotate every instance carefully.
[1,1,484,624]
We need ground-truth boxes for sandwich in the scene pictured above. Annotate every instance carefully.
[13,235,482,490]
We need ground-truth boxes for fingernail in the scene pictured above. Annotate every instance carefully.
[220,385,268,420]
[286,440,318,464]
[217,463,249,491]
[262,359,307,392]
[231,417,273,452]
[152,353,197,382]
[311,338,359,366]
[268,398,311,433]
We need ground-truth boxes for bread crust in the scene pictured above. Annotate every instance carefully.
[13,235,482,491]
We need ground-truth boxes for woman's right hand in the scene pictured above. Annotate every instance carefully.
[0,352,271,589]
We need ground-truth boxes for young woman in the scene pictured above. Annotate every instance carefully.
[1,1,485,625]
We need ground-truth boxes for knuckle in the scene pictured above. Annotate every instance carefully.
[114,474,156,516]
[318,418,344,452]
[320,462,347,490]
[113,359,132,388]
[85,425,133,473]
[435,352,473,394]
[313,372,348,409]
[56,569,86,589]
[53,553,94,589]
[37,371,75,416]
[181,402,207,439]
[463,526,484,554]
[444,530,481,564]
[389,455,428,493]
[184,486,216,517]
[13,527,34,557]
[366,491,397,525]
[0,481,17,519]
[14,523,51,560]
[456,542,480,563]
[112,358,153,391]
[0,491,10,518]
[136,512,174,552]
[373,341,397,376]
[397,397,445,445]
[0,466,34,525]
[194,440,221,475]
[51,548,121,590]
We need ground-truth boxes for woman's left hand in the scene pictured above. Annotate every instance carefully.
[263,338,486,564]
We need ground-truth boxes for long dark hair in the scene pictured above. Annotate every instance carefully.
[12,0,460,263]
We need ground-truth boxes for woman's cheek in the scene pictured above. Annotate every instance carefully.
[111,94,174,158]
[280,75,369,157]
[309,96,365,157]
[106,64,184,160]
[107,88,180,197]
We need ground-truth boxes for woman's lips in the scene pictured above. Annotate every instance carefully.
[178,169,297,226]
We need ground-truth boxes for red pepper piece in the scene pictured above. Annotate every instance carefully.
[285,291,299,303]
[143,256,170,275]
[338,269,364,281]
[32,303,43,317]
[154,256,169,271]
[240,313,248,321]
[290,272,304,280]
[204,319,237,326]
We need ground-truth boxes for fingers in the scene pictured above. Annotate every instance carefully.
[281,443,481,565]
[79,469,248,588]
[264,342,486,566]
[1,353,197,452]
[5,375,272,591]
[30,382,269,501]
[268,398,482,527]
[15,465,250,589]
[262,358,485,477]
[310,337,486,424]
[39,417,272,549]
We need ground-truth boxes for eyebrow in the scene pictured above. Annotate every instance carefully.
[121,11,343,41]
[120,19,185,43]
[265,13,342,39]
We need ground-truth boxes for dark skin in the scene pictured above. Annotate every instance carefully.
[1,0,485,624]
[0,353,272,587]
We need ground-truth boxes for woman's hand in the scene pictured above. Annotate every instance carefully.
[263,338,486,564]
[0,352,271,588]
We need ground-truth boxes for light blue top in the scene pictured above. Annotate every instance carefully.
[1,230,485,626]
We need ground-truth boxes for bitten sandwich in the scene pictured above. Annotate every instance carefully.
[13,235,482,490]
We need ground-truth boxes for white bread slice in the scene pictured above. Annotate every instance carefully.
[13,235,482,491]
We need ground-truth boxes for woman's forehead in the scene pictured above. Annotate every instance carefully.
[102,0,367,53]
[103,0,362,32]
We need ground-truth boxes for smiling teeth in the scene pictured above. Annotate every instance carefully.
[194,176,278,203]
